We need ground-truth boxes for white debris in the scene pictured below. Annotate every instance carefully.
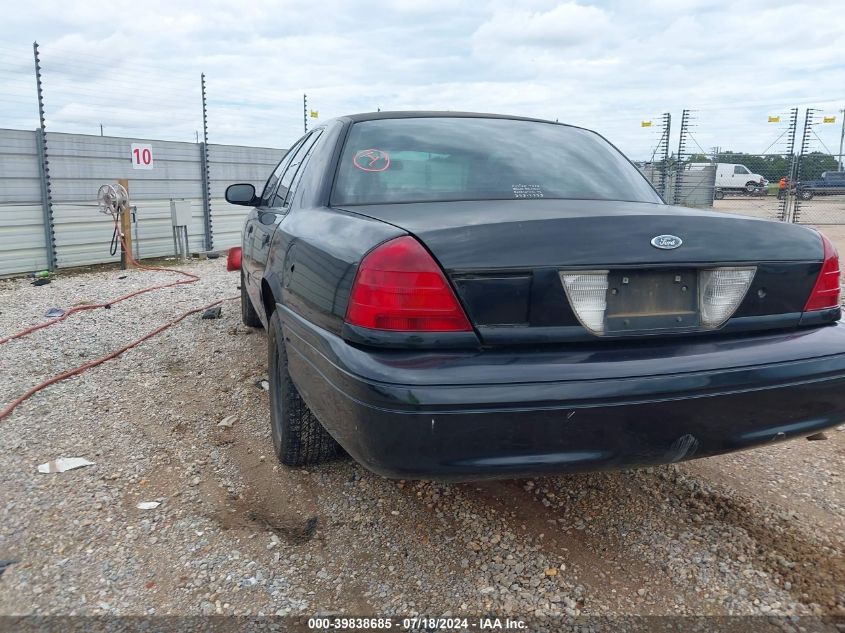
[37,457,94,474]
[136,501,161,510]
[217,415,237,428]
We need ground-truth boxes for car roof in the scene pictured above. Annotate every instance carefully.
[335,110,574,127]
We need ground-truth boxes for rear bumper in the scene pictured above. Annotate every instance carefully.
[280,306,845,481]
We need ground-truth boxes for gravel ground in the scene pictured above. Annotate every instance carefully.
[0,258,843,628]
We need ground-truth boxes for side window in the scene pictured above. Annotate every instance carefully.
[277,130,324,208]
[260,137,305,206]
[734,165,748,175]
[272,130,321,207]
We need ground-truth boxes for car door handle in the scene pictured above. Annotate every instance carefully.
[247,225,254,235]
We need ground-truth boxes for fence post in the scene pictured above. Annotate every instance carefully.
[200,72,213,252]
[792,108,814,224]
[656,112,671,200]
[673,109,690,206]
[33,41,56,271]
[780,108,799,222]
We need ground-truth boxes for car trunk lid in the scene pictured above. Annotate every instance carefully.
[337,199,828,343]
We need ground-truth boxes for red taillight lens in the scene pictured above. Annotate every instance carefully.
[804,232,841,311]
[227,246,242,271]
[345,236,472,332]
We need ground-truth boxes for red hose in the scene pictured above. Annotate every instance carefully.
[0,296,237,421]
[0,214,234,421]
[0,221,200,346]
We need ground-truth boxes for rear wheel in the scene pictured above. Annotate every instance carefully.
[799,189,814,201]
[241,269,262,328]
[714,189,725,200]
[267,310,341,466]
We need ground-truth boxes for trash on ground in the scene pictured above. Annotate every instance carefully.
[37,457,95,474]
[201,306,222,319]
[217,415,237,428]
[136,501,161,510]
[31,278,50,287]
[0,559,20,579]
[806,432,828,441]
[256,379,269,391]
[44,307,65,318]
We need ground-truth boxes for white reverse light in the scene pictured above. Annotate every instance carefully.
[699,267,756,328]
[559,271,609,335]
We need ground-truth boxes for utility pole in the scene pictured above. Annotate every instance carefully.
[303,94,308,133]
[100,123,103,136]
[838,108,844,172]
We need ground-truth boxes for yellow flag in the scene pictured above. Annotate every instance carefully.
[310,110,319,119]
[641,121,652,127]
[768,116,780,123]
[823,116,836,123]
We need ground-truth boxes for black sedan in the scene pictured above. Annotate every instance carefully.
[226,111,844,481]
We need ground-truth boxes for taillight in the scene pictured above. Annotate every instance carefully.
[226,246,242,271]
[345,236,472,332]
[804,232,841,312]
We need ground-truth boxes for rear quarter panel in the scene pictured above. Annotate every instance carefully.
[268,207,405,335]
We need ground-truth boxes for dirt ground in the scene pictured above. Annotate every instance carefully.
[0,253,844,630]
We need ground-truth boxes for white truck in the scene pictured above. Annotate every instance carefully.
[688,162,767,198]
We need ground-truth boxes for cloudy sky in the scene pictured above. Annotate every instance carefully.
[1,0,843,159]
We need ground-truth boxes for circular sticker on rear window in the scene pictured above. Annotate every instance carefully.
[353,149,391,172]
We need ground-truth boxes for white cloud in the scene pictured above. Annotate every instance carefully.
[0,0,842,159]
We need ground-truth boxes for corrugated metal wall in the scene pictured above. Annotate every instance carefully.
[0,129,283,276]
[0,129,49,275]
[209,143,284,249]
[49,132,207,267]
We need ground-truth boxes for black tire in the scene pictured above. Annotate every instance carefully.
[267,310,341,466]
[241,268,263,328]
[800,189,814,201]
[744,181,758,193]
[714,189,725,200]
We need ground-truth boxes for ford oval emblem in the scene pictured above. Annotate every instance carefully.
[651,235,683,250]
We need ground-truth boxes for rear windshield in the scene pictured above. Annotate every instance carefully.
[331,117,661,206]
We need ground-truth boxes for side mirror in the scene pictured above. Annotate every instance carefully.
[225,183,257,206]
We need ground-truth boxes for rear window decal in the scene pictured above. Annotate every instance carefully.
[353,149,391,172]
[512,184,544,199]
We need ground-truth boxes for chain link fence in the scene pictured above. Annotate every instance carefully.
[793,108,845,225]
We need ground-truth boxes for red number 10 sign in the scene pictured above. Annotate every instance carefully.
[130,143,154,170]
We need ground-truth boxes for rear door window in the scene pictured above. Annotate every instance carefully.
[260,137,305,206]
[273,130,323,207]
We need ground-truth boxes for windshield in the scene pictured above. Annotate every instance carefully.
[331,117,662,206]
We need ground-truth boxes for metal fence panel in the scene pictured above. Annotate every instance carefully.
[48,132,206,268]
[0,128,49,275]
[208,143,284,249]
